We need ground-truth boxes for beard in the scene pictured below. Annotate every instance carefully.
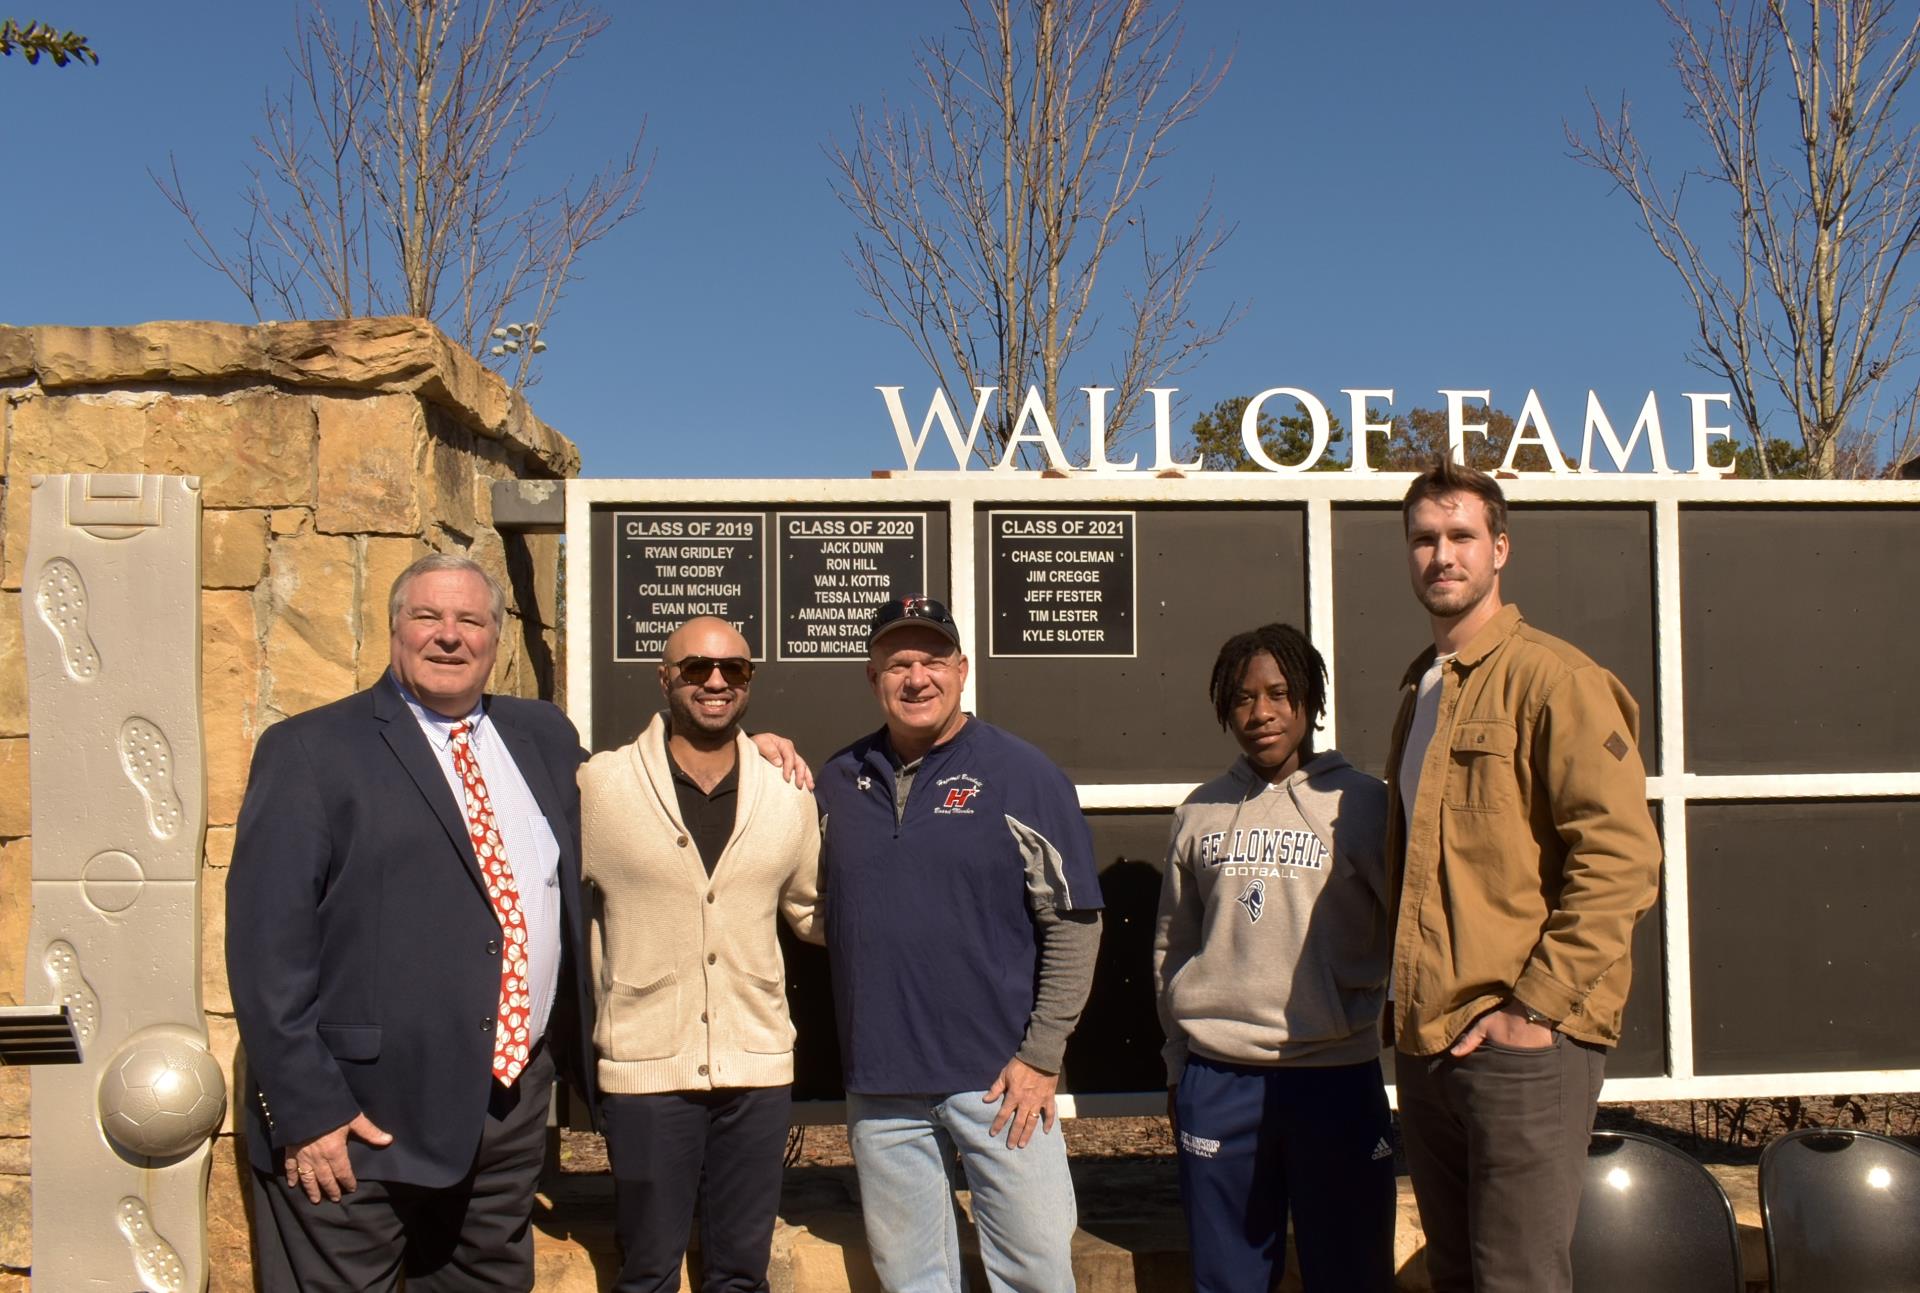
[1416,573,1490,618]
[667,688,744,742]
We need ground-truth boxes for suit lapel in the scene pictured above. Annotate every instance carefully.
[373,674,488,897]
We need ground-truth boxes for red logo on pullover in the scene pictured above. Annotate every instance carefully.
[943,788,977,809]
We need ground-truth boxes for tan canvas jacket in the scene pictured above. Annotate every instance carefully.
[1384,604,1661,1056]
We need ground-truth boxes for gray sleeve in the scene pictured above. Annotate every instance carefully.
[1016,907,1101,1074]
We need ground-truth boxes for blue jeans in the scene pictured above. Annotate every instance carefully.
[845,1090,1077,1293]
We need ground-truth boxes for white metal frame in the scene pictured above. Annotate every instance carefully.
[567,473,1920,1111]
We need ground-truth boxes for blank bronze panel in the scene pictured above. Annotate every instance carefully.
[1332,505,1658,780]
[588,506,950,761]
[1329,506,1428,779]
[976,506,1306,783]
[1688,799,1920,1076]
[1680,507,1920,774]
[1064,812,1177,1095]
[1612,803,1668,1079]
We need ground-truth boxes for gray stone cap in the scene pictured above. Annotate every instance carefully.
[0,317,579,477]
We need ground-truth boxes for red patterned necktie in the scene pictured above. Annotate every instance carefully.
[449,721,531,1085]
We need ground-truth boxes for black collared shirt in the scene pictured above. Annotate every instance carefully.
[665,745,739,877]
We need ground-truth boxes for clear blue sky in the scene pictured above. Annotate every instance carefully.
[6,3,1742,477]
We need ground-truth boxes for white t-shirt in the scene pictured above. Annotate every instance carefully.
[1398,654,1455,832]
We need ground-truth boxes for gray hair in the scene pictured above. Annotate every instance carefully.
[388,553,507,629]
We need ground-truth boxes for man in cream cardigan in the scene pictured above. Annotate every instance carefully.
[580,616,822,1292]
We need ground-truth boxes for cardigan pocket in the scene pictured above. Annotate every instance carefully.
[736,969,796,1055]
[599,971,681,1062]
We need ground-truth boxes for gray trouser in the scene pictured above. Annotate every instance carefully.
[1394,1035,1606,1293]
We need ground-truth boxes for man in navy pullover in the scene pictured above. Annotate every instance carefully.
[817,596,1104,1292]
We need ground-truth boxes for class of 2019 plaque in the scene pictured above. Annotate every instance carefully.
[988,510,1137,658]
[778,512,927,660]
[613,512,765,661]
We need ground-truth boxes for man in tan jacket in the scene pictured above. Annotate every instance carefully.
[580,616,822,1293]
[1385,460,1661,1293]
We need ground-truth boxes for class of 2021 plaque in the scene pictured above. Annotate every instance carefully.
[988,510,1137,658]
[613,512,765,661]
[778,512,927,660]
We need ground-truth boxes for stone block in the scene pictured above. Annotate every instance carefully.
[146,392,316,508]
[0,1066,23,1142]
[429,429,479,540]
[522,531,561,630]
[269,508,307,537]
[0,592,24,736]
[206,1136,254,1293]
[315,395,426,535]
[0,839,26,1006]
[206,1015,242,1136]
[202,591,263,826]
[203,861,230,1015]
[262,531,356,719]
[1,394,149,589]
[0,326,31,381]
[357,537,428,690]
[0,1141,24,1176]
[0,1172,25,1272]
[205,825,235,870]
[31,322,258,387]
[0,740,26,838]
[201,509,271,589]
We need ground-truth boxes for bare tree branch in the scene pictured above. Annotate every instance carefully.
[1569,0,1920,477]
[829,0,1236,465]
[154,0,648,386]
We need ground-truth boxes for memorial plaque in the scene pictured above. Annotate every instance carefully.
[612,511,765,660]
[777,512,928,660]
[987,510,1136,657]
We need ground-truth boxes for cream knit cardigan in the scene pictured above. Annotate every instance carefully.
[580,713,822,1094]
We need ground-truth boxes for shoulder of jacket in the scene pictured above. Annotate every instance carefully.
[1499,624,1603,684]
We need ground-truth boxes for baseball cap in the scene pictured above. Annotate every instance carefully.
[867,594,961,651]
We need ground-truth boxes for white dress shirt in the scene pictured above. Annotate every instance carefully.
[400,684,563,1048]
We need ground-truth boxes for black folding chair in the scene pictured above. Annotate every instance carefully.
[1761,1127,1920,1293]
[1570,1131,1743,1292]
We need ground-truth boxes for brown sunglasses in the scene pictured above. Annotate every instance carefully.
[665,655,754,686]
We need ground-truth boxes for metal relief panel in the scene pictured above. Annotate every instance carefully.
[21,474,217,1292]
[1680,506,1920,773]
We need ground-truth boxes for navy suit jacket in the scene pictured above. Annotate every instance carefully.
[226,674,596,1187]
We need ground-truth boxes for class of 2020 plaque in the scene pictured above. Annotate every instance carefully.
[778,512,927,660]
[988,510,1137,658]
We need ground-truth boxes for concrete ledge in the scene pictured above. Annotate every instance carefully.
[530,1161,1770,1292]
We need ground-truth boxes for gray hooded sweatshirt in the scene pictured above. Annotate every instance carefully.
[1153,751,1389,1083]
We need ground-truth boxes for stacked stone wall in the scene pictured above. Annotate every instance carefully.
[0,318,578,1288]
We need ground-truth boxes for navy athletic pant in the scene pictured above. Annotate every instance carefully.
[1174,1054,1397,1293]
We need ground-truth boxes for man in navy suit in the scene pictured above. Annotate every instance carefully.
[228,552,593,1289]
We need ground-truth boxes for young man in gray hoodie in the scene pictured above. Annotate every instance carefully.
[1154,623,1395,1293]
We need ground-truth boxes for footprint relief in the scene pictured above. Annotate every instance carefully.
[42,940,99,1044]
[117,1197,187,1293]
[35,557,102,681]
[120,718,183,841]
